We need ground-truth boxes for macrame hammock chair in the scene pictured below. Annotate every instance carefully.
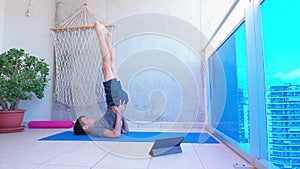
[51,5,115,118]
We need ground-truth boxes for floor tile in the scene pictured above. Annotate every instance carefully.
[0,128,247,169]
[148,143,205,169]
[44,151,105,167]
[33,164,88,169]
[67,141,117,153]
[88,141,121,153]
[93,142,152,169]
[0,163,38,169]
[193,144,247,169]
[0,150,61,165]
[93,154,150,169]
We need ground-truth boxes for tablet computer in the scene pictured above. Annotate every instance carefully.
[149,136,184,157]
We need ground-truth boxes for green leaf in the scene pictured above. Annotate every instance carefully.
[0,48,50,110]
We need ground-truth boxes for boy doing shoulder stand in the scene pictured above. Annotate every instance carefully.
[73,21,129,138]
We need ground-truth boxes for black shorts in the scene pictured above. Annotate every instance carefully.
[103,78,129,107]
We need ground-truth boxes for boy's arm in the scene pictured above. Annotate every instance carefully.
[103,100,126,138]
[102,113,121,138]
[114,100,129,133]
[111,106,129,134]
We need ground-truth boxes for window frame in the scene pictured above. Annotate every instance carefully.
[206,0,280,168]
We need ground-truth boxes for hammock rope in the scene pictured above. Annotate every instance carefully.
[51,5,115,107]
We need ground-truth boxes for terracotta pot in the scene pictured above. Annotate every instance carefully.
[0,110,26,128]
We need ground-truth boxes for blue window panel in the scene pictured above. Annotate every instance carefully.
[261,0,300,168]
[208,23,249,151]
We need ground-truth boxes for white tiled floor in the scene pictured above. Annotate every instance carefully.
[0,128,247,169]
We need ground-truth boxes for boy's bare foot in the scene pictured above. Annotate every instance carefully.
[105,31,113,45]
[94,21,110,37]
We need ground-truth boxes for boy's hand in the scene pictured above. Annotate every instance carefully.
[112,100,126,115]
[117,100,127,113]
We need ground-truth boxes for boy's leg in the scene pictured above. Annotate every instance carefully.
[95,21,129,108]
[105,31,118,78]
[94,21,115,82]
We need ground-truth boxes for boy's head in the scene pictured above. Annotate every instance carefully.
[73,116,97,135]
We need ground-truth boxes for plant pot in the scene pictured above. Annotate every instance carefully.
[0,109,26,128]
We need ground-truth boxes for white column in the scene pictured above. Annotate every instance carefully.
[245,0,268,159]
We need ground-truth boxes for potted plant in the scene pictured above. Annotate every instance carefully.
[0,48,49,132]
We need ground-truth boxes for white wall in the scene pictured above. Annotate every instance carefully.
[0,0,6,51]
[1,0,245,122]
[54,0,205,122]
[2,0,55,121]
[200,0,249,57]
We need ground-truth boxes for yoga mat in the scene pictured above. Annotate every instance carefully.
[39,131,219,143]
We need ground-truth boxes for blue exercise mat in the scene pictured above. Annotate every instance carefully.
[39,131,219,143]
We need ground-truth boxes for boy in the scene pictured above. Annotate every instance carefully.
[73,21,129,138]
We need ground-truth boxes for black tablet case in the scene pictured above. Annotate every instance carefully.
[149,137,184,157]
